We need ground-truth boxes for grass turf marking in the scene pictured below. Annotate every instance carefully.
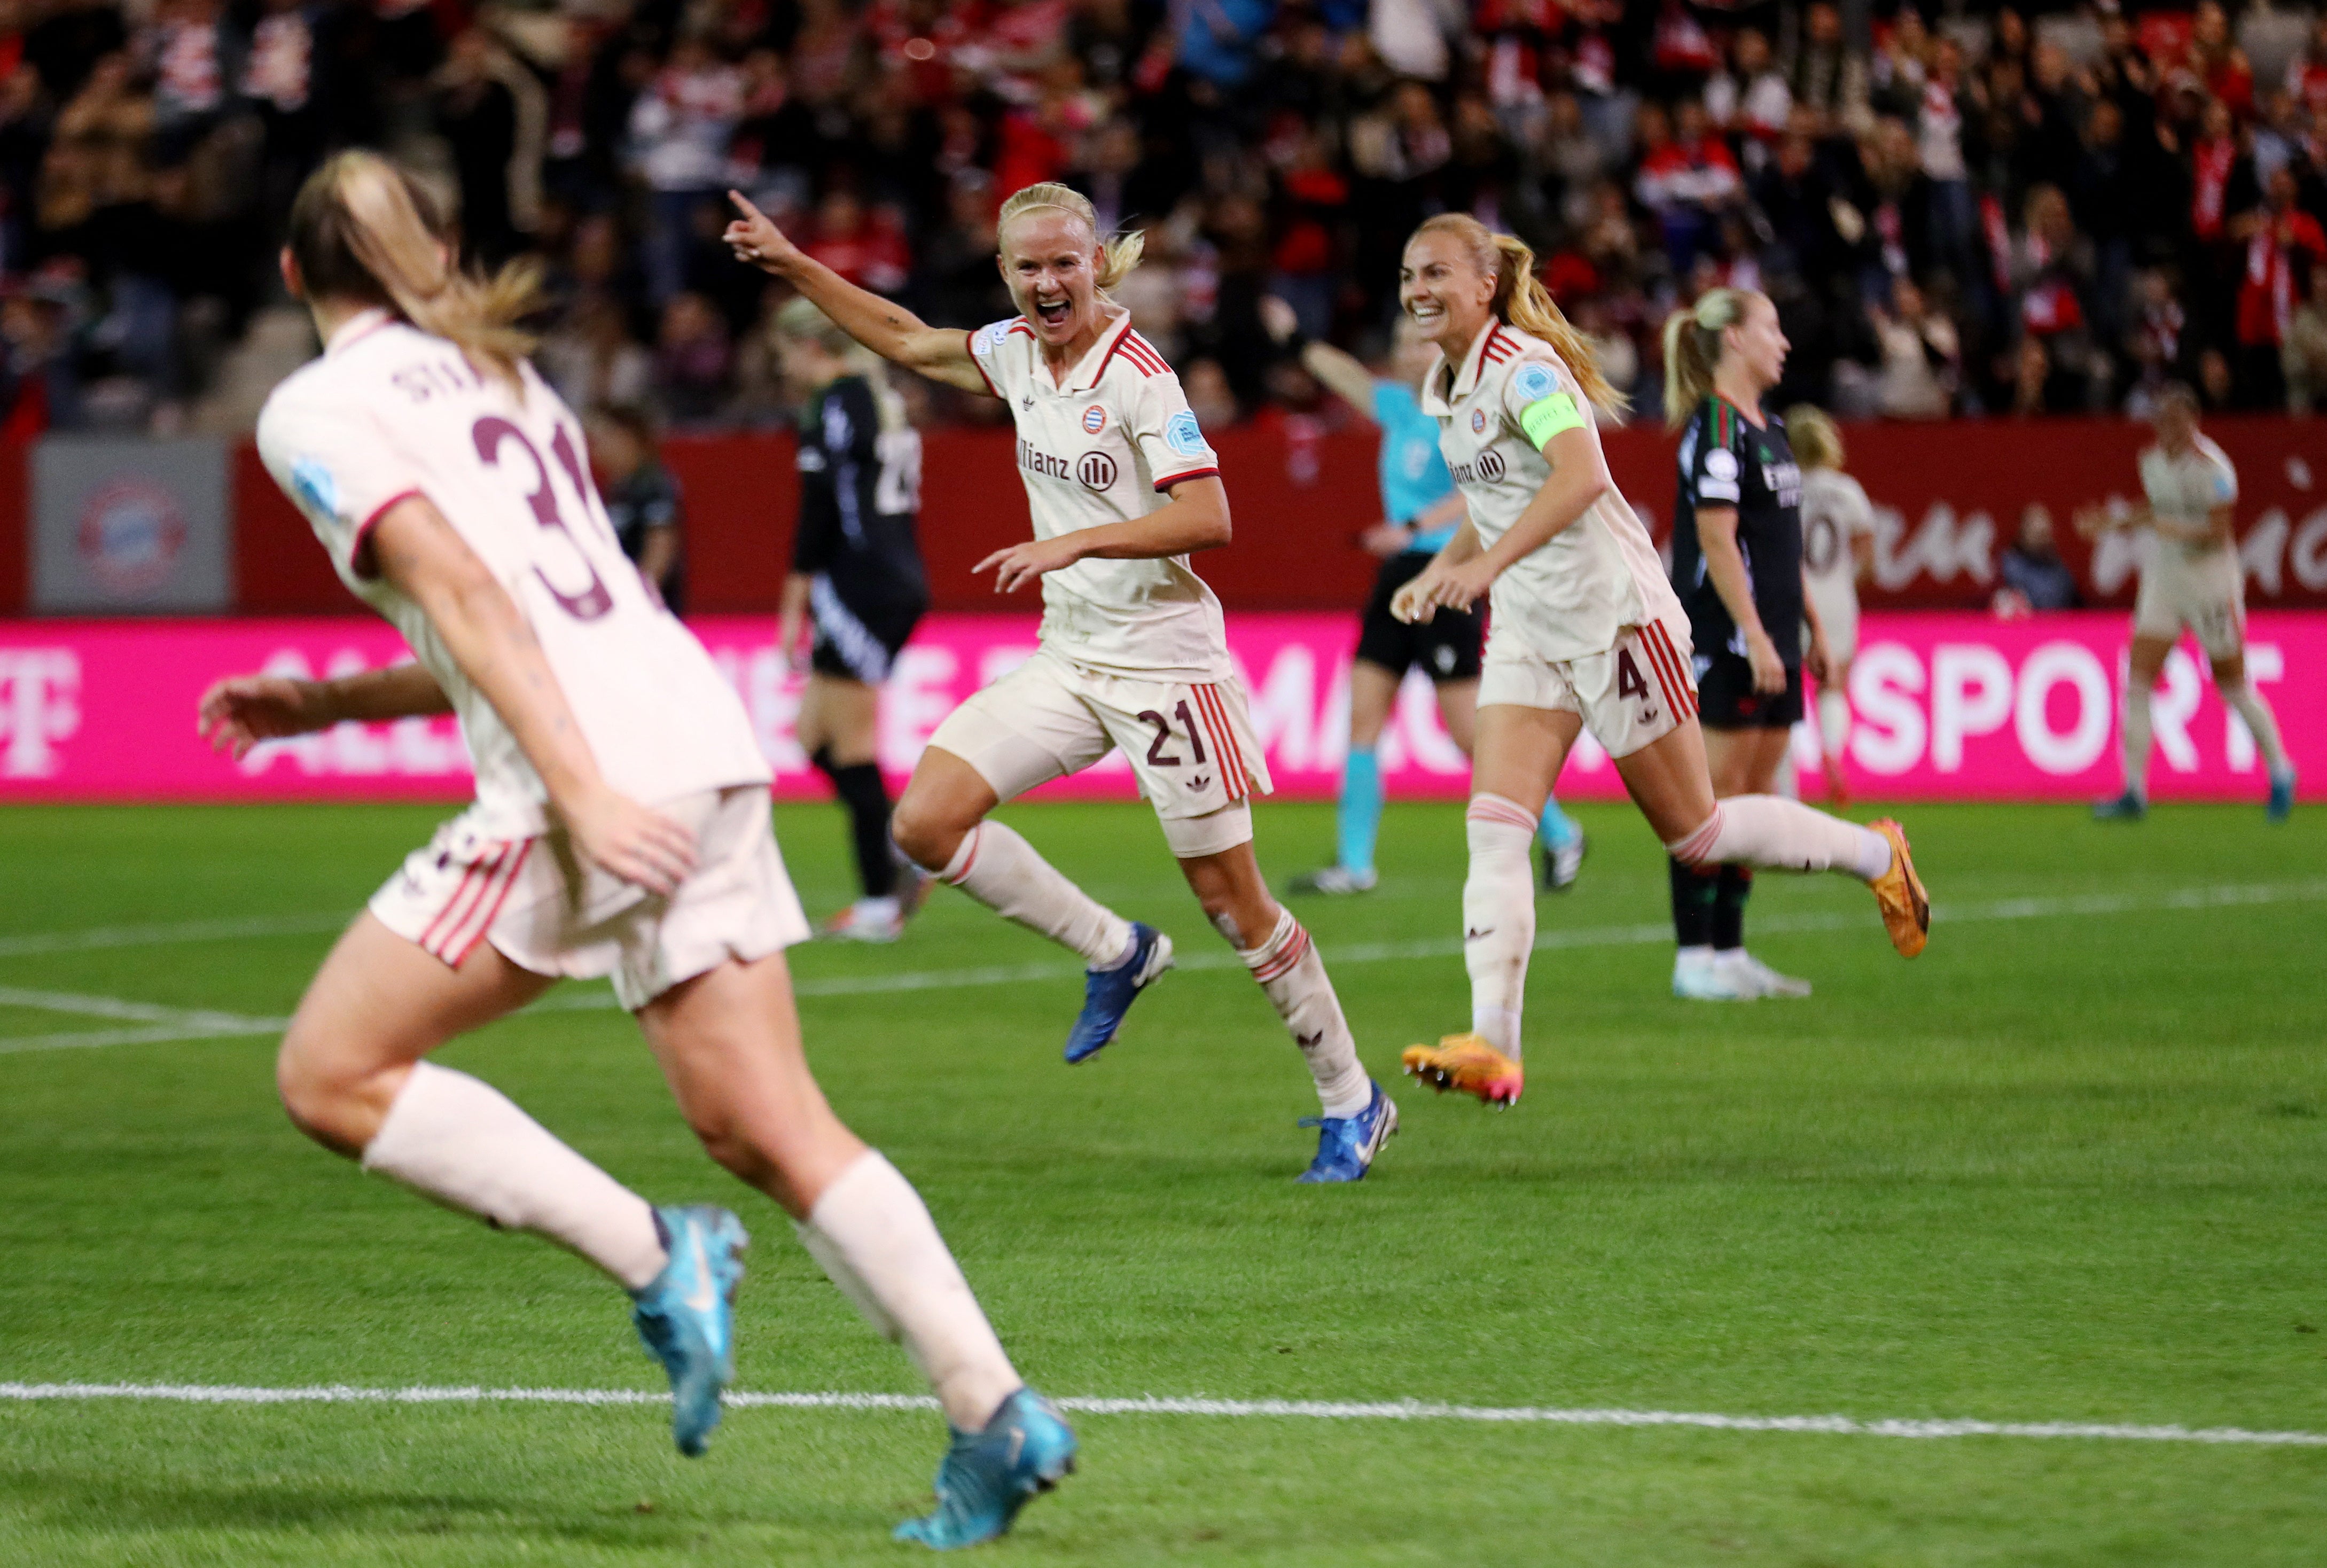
[0,912,350,959]
[3,878,2322,1054]
[1,1382,2320,1449]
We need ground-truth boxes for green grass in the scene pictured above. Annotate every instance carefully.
[0,798,2323,1565]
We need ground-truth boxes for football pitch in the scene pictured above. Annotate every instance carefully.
[1,797,2322,1565]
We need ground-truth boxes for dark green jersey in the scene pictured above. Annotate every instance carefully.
[1670,395,1804,665]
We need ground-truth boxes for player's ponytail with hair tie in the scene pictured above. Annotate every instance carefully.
[287,151,542,392]
[1410,213,1626,417]
[997,181,1145,295]
[1659,286,1756,429]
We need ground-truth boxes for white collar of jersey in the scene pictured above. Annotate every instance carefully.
[1032,307,1135,395]
[1418,318,1501,415]
[325,308,395,355]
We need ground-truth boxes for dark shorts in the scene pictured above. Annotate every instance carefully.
[1693,652,1805,729]
[809,585,925,684]
[1354,551,1482,684]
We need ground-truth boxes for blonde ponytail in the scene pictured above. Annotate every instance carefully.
[1783,403,1845,470]
[996,181,1145,293]
[287,151,541,391]
[1659,286,1758,428]
[1409,214,1626,416]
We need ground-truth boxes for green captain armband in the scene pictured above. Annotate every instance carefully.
[1518,391,1585,448]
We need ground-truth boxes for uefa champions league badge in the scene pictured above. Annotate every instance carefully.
[291,457,340,518]
[1166,410,1205,457]
[1512,362,1556,402]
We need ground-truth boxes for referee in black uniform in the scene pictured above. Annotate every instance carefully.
[1662,287,1832,1001]
[776,297,933,942]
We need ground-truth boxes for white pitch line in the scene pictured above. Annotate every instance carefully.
[0,1382,2317,1449]
[0,912,350,959]
[5,879,2323,1054]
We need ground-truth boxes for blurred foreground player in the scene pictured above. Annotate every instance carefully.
[1388,223,1927,1107]
[773,297,934,941]
[202,152,1072,1549]
[2080,384,2297,823]
[725,181,1396,1182]
[1263,298,1584,896]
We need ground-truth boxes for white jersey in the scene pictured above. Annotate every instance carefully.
[1799,467,1873,604]
[2138,434,2237,564]
[966,309,1231,682]
[1419,319,1681,664]
[257,311,769,839]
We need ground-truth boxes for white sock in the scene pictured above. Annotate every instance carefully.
[1817,687,1851,760]
[1237,907,1370,1117]
[938,821,1134,966]
[793,1151,1022,1433]
[361,1061,668,1291]
[2121,685,2153,800]
[1665,797,1894,883]
[2221,680,2292,777]
[1463,795,1537,1059]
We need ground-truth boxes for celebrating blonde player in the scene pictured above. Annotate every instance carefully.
[2079,384,2297,822]
[199,153,1071,1550]
[724,182,1395,1182]
[1786,405,1875,807]
[1387,218,1928,1107]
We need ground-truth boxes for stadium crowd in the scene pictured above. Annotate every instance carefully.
[1,0,2324,436]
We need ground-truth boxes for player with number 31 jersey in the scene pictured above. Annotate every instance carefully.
[725,178,1396,1188]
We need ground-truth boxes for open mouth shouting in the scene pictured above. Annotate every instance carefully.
[1032,294,1073,331]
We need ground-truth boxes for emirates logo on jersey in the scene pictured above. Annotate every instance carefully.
[1082,405,1107,434]
[1077,452,1118,490]
[1470,408,1488,433]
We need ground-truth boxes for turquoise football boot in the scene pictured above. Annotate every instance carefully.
[1296,1080,1399,1182]
[895,1387,1078,1549]
[631,1205,748,1456]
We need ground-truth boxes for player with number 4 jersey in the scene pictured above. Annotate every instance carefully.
[1386,217,1929,1110]
[724,179,1395,1185]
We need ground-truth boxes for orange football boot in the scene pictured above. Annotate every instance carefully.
[1399,1034,1524,1107]
[1869,818,1928,957]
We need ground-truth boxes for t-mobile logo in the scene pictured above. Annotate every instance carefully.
[0,649,81,777]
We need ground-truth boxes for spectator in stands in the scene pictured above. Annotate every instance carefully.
[654,290,733,428]
[1997,503,2081,613]
[1785,2,1868,136]
[627,32,745,307]
[2234,165,2327,409]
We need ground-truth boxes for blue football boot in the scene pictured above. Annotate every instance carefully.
[631,1205,748,1456]
[1295,1080,1399,1183]
[2269,768,2297,823]
[1063,922,1174,1064]
[2091,790,2146,823]
[894,1387,1079,1549]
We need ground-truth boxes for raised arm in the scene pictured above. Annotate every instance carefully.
[723,193,990,394]
[1299,342,1383,420]
[368,495,697,892]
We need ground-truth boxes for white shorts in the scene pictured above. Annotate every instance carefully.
[370,785,810,1010]
[1805,578,1860,666]
[927,648,1271,858]
[1477,614,1699,761]
[2133,547,2245,660]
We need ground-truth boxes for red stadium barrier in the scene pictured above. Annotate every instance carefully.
[1,612,2314,805]
[215,417,2327,619]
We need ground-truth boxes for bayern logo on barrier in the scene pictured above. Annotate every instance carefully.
[76,478,187,596]
[1076,452,1116,491]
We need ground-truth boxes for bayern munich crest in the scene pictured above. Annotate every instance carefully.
[1082,405,1106,434]
[1470,408,1488,433]
[76,478,186,596]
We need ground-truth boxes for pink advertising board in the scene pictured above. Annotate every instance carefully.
[0,613,2316,804]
